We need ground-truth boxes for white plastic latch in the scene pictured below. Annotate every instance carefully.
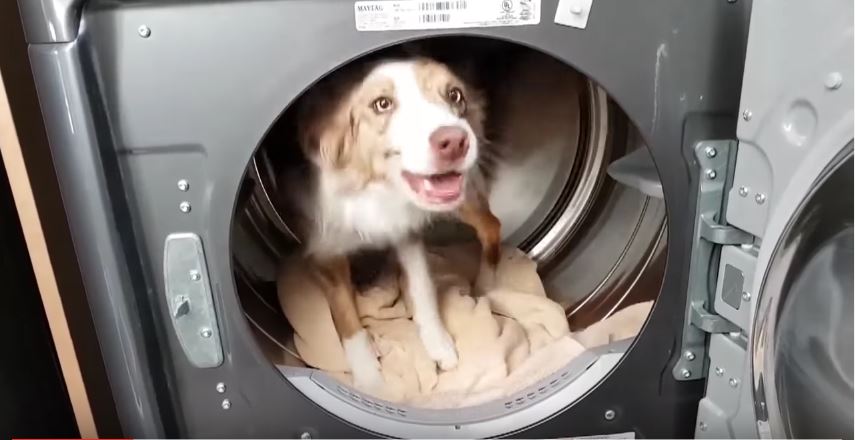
[554,0,594,29]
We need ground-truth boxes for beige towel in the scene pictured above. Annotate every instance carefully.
[278,244,651,407]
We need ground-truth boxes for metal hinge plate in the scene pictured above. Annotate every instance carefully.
[673,140,755,381]
[164,232,223,368]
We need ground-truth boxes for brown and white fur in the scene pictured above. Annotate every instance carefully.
[284,57,501,392]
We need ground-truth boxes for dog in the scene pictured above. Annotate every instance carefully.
[280,57,501,392]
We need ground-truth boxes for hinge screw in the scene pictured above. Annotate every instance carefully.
[137,25,151,38]
[221,398,231,410]
[699,421,708,431]
[177,179,189,191]
[684,351,696,361]
[179,201,192,213]
[742,291,751,302]
[680,368,691,378]
[200,327,213,338]
[742,110,753,121]
[825,72,843,90]
[216,382,226,393]
[704,147,717,158]
[604,409,616,421]
[729,377,740,388]
[755,193,767,204]
[705,169,717,180]
[715,366,725,376]
[738,186,749,197]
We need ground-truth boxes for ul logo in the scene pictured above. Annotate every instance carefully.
[502,0,513,12]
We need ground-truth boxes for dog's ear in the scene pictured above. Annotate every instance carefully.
[297,90,355,169]
[315,109,355,168]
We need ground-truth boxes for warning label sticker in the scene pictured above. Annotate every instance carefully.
[354,0,541,31]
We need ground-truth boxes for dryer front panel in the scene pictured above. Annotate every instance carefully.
[26,0,751,437]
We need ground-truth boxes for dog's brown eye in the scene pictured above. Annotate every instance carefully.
[372,97,393,113]
[447,87,464,104]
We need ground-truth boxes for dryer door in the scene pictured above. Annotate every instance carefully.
[750,145,853,439]
[694,0,854,438]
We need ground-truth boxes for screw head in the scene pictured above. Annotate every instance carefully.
[684,351,696,361]
[729,378,740,388]
[221,398,231,410]
[738,186,749,197]
[200,327,213,338]
[715,366,725,376]
[742,291,751,302]
[604,409,616,421]
[216,382,226,393]
[300,433,312,440]
[137,25,151,38]
[825,72,843,90]
[179,201,192,213]
[189,270,201,281]
[705,169,717,180]
[742,110,753,121]
[699,421,708,431]
[755,193,767,204]
[680,368,691,378]
[177,179,189,191]
[704,147,717,158]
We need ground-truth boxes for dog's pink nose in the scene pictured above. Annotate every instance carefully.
[429,126,469,165]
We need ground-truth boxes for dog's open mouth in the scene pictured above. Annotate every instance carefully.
[402,171,464,205]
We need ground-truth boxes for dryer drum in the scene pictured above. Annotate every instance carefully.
[230,37,667,435]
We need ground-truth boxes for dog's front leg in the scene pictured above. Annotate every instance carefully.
[313,256,384,391]
[395,238,459,370]
[457,195,502,293]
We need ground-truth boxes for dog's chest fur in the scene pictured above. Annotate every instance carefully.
[304,178,434,257]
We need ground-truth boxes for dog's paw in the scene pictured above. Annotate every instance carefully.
[419,323,458,370]
[344,330,385,393]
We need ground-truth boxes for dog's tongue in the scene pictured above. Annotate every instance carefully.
[425,173,462,195]
[404,172,463,203]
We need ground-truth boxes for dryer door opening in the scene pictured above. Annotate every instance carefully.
[230,37,666,437]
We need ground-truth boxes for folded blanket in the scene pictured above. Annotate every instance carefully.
[277,244,651,407]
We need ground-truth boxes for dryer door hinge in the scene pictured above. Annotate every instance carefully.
[689,301,740,334]
[672,140,756,382]
[699,216,753,245]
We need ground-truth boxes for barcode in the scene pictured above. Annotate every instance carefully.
[420,13,451,23]
[419,1,467,11]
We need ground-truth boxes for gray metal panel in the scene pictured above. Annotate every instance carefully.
[27,43,165,438]
[35,0,751,436]
[695,334,758,439]
[728,0,854,238]
[17,0,85,43]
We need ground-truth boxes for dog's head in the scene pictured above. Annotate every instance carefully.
[297,58,486,211]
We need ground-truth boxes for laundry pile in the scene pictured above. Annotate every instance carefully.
[277,243,652,408]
